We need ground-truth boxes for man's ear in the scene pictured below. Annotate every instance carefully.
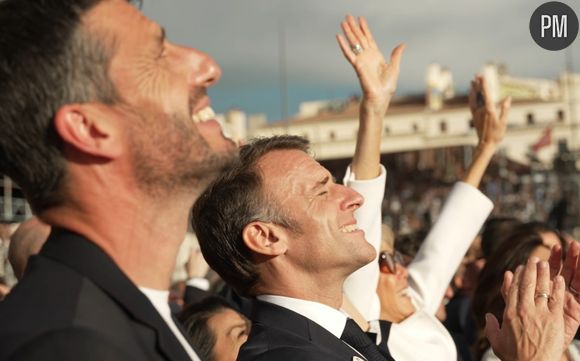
[242,221,288,257]
[53,103,122,159]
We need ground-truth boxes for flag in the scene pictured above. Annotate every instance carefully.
[531,126,552,153]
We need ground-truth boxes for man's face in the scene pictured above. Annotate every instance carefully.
[257,149,376,277]
[86,0,236,196]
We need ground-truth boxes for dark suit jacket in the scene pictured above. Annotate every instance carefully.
[237,300,395,361]
[0,229,194,361]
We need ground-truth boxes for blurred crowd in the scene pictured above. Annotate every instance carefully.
[0,2,579,361]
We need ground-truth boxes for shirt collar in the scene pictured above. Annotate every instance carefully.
[257,294,347,338]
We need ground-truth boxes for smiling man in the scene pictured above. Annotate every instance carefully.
[0,0,235,360]
[192,136,392,361]
[191,16,401,361]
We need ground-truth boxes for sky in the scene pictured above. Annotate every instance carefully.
[142,0,580,121]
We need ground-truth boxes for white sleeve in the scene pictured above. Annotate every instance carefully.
[407,182,493,316]
[342,165,386,321]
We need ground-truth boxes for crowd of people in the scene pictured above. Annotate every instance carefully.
[0,1,579,361]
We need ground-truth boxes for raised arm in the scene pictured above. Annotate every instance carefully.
[338,15,405,321]
[405,77,509,314]
[464,75,511,187]
[336,16,404,180]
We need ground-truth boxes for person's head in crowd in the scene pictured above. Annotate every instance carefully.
[377,234,415,323]
[192,135,374,305]
[472,224,567,359]
[178,296,250,361]
[0,0,235,223]
[385,228,453,321]
[394,229,427,265]
[480,217,523,259]
[381,223,395,251]
[524,221,566,250]
[8,217,51,280]
[453,217,522,296]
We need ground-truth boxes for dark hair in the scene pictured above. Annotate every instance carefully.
[177,296,237,361]
[0,0,127,213]
[395,229,428,259]
[191,135,310,296]
[480,217,522,259]
[472,224,565,359]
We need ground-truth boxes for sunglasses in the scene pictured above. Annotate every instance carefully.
[378,250,404,274]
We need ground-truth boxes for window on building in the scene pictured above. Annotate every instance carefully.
[329,131,336,140]
[440,121,448,133]
[469,119,474,129]
[557,110,565,122]
[384,126,390,135]
[412,123,418,133]
[527,113,535,125]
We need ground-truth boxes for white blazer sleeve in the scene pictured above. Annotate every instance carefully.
[407,182,493,316]
[342,165,386,321]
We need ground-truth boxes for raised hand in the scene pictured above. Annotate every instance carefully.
[486,258,566,361]
[462,76,510,187]
[468,75,511,148]
[336,15,405,115]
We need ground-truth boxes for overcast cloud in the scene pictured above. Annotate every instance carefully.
[142,0,580,120]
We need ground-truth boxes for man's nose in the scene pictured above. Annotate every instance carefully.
[342,186,364,211]
[186,48,222,88]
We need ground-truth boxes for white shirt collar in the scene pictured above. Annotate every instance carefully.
[257,294,348,338]
[139,287,171,317]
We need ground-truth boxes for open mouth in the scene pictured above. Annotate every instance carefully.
[339,224,360,233]
[191,106,234,141]
[191,105,216,123]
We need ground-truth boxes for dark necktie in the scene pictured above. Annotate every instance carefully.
[340,318,392,361]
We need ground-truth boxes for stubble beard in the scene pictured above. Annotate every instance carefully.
[129,112,237,200]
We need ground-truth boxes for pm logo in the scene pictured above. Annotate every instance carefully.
[530,1,578,51]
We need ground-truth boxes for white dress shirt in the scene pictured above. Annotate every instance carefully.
[256,295,348,338]
[140,287,202,361]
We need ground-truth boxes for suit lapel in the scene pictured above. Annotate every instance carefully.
[41,229,191,361]
[251,300,367,360]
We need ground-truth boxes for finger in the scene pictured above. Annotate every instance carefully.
[548,243,562,280]
[535,261,550,307]
[336,34,356,64]
[359,16,376,49]
[484,313,501,350]
[568,242,580,297]
[468,79,476,113]
[341,19,360,50]
[481,77,497,114]
[549,275,565,314]
[500,270,514,303]
[519,257,539,307]
[346,15,368,48]
[498,96,512,124]
[389,43,405,70]
[507,265,523,315]
[563,241,580,286]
